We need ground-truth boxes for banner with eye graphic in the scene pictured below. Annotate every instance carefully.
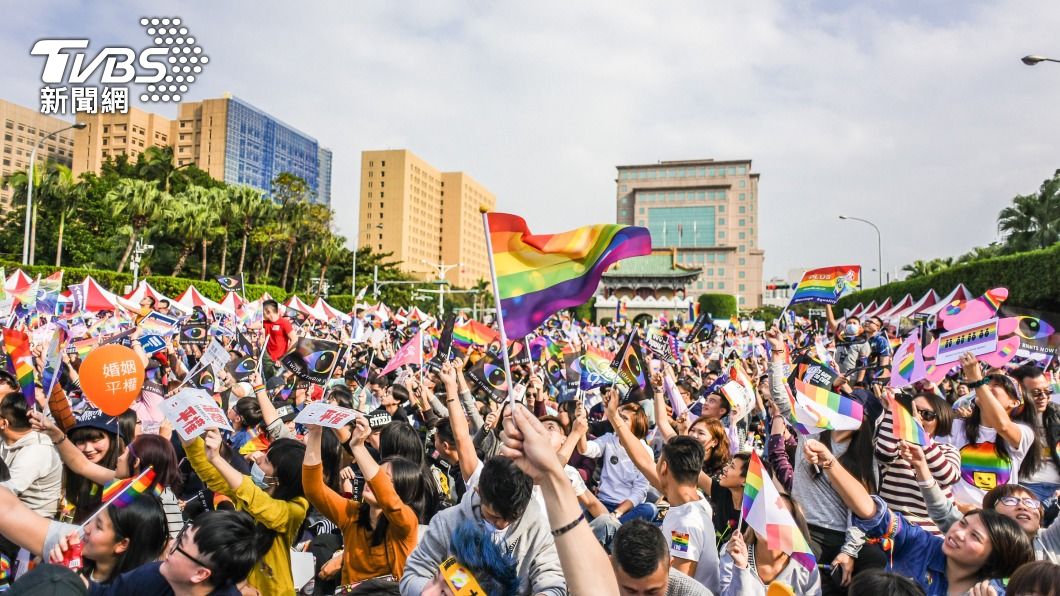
[179,322,209,347]
[280,337,343,385]
[226,355,259,382]
[467,351,510,402]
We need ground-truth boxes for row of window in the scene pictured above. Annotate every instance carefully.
[619,164,748,180]
[4,121,74,145]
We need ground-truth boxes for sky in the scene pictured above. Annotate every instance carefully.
[3,0,1060,287]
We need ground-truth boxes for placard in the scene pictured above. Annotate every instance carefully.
[162,388,233,441]
[137,334,167,355]
[936,318,999,364]
[293,401,357,428]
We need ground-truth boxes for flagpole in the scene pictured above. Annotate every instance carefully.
[80,467,154,528]
[480,209,516,408]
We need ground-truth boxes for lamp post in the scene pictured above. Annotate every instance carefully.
[23,121,86,265]
[353,223,384,305]
[838,215,883,287]
[421,259,461,317]
[1022,55,1060,66]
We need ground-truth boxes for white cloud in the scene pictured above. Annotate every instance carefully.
[3,0,1060,286]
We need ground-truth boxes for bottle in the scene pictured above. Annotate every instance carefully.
[61,534,83,572]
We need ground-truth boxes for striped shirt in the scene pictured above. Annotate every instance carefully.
[876,408,960,536]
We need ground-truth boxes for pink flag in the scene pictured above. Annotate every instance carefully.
[378,331,424,376]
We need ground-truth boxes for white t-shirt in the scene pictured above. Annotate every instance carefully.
[945,419,1035,506]
[1025,443,1060,486]
[660,497,719,594]
[583,433,652,506]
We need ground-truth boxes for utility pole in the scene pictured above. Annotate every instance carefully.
[129,241,153,291]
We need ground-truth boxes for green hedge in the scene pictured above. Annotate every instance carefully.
[698,293,737,318]
[836,243,1060,312]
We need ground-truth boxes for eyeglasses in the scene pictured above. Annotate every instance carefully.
[1029,389,1052,399]
[998,496,1040,510]
[916,409,938,422]
[170,522,213,570]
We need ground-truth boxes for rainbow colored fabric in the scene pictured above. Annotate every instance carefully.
[890,398,929,447]
[792,378,864,431]
[453,320,499,349]
[486,213,651,338]
[742,452,817,571]
[2,329,35,406]
[788,266,861,306]
[101,467,158,508]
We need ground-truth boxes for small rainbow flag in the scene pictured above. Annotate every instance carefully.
[72,337,95,360]
[742,452,817,571]
[453,319,499,349]
[889,329,927,389]
[101,467,158,509]
[239,433,271,455]
[788,266,861,306]
[486,213,651,338]
[792,378,864,431]
[2,329,35,407]
[889,398,929,447]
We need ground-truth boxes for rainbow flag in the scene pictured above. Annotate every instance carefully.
[742,452,816,571]
[889,398,929,447]
[579,346,618,391]
[2,329,35,407]
[453,319,500,349]
[10,276,38,309]
[101,467,159,508]
[35,271,63,316]
[239,433,271,455]
[486,213,651,338]
[792,378,864,432]
[72,337,95,360]
[788,266,861,306]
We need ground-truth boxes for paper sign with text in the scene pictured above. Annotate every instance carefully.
[936,318,999,364]
[293,401,358,428]
[162,388,233,441]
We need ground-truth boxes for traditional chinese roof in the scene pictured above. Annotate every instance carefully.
[602,251,701,279]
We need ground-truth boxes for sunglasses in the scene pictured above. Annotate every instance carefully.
[998,496,1040,510]
[916,409,938,422]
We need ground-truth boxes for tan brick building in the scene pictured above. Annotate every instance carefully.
[72,107,172,177]
[615,159,765,309]
[359,149,496,288]
[0,99,76,211]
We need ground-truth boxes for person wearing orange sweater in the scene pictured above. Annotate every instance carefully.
[302,416,432,588]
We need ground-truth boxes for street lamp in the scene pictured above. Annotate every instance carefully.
[22,121,86,265]
[1022,55,1060,66]
[421,259,461,317]
[838,215,883,287]
[353,223,384,304]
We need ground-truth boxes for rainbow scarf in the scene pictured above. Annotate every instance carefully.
[889,398,929,447]
[72,337,96,360]
[788,266,860,306]
[2,329,35,407]
[486,213,651,338]
[101,467,159,508]
[741,452,817,570]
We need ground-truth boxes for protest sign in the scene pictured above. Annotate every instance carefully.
[137,334,167,355]
[179,322,209,347]
[1014,342,1056,369]
[426,315,455,373]
[79,344,145,416]
[293,401,358,428]
[467,351,509,401]
[139,312,179,336]
[162,388,233,441]
[226,355,258,382]
[280,337,343,385]
[936,318,999,364]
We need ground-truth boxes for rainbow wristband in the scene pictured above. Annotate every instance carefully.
[253,384,267,394]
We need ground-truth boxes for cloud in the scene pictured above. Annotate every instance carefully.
[3,0,1060,286]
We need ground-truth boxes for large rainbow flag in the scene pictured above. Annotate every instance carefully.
[486,213,651,338]
[788,266,861,306]
[453,319,500,349]
[742,452,816,571]
[792,378,864,432]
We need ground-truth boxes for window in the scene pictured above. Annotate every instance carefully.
[707,268,714,276]
[739,180,746,188]
[739,284,746,291]
[718,282,725,290]
[369,161,374,167]
[739,232,746,239]
[718,254,726,263]
[739,206,746,213]
[718,268,725,276]
[381,160,385,166]
[380,192,384,198]
[739,258,746,265]
[740,194,745,200]
[707,282,715,289]
[380,181,384,187]
[739,271,746,279]
[718,218,725,225]
[738,219,745,226]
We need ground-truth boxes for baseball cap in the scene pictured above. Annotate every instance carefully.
[69,408,118,435]
[367,408,392,431]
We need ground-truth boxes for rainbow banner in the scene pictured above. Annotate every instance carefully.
[101,467,160,508]
[792,378,864,432]
[742,452,817,571]
[788,266,861,306]
[889,397,929,447]
[486,213,651,338]
[2,329,35,407]
[453,319,500,350]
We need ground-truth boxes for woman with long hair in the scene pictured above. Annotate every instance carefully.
[55,410,123,523]
[721,491,822,595]
[183,428,307,596]
[945,353,1039,506]
[303,416,432,587]
[876,391,960,535]
[804,437,1034,595]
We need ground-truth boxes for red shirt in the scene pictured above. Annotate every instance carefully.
[263,317,294,360]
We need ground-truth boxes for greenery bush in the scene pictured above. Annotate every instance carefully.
[836,243,1060,312]
[698,293,738,318]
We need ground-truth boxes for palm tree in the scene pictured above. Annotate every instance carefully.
[997,174,1060,252]
[104,179,168,272]
[227,185,268,276]
[196,187,226,280]
[164,189,207,277]
[137,146,183,192]
[279,199,309,290]
[314,234,345,295]
[901,257,954,280]
[41,164,84,266]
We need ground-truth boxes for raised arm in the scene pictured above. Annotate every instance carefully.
[652,371,678,441]
[29,411,116,486]
[963,353,1024,448]
[439,362,480,483]
[604,389,662,492]
[302,424,354,528]
[803,439,876,519]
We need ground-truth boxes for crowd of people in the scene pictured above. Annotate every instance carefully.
[0,279,1058,596]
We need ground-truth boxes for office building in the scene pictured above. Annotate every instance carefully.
[615,158,765,308]
[0,99,76,211]
[359,149,496,288]
[71,107,172,178]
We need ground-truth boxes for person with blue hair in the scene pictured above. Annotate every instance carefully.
[420,519,520,596]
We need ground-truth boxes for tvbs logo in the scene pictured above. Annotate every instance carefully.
[32,17,208,115]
